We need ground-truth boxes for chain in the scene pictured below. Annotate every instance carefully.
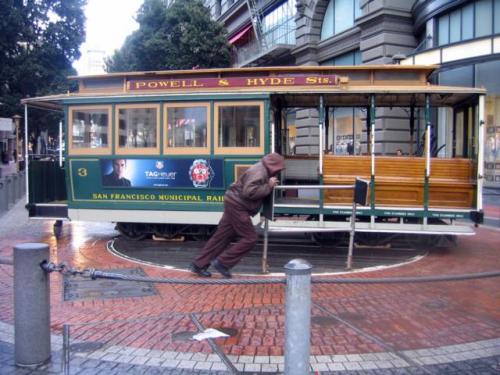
[40,261,96,278]
[39,261,500,286]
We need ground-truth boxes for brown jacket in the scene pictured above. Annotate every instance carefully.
[225,153,285,215]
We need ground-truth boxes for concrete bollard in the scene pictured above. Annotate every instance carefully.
[284,259,312,375]
[0,180,7,213]
[20,171,26,196]
[4,175,13,208]
[12,173,20,201]
[14,243,51,367]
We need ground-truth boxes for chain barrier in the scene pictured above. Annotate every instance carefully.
[0,256,13,266]
[40,261,500,285]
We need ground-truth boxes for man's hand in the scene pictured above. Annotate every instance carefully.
[269,177,279,187]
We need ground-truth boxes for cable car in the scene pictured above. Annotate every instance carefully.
[22,65,485,241]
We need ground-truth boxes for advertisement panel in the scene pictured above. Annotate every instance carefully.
[100,158,224,189]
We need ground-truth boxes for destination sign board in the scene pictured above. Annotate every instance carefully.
[127,75,340,91]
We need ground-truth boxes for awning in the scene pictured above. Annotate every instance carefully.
[229,24,253,44]
[0,118,13,132]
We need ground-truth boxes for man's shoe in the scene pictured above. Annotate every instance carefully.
[189,263,211,277]
[211,259,232,279]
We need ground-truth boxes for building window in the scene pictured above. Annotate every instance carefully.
[115,104,160,155]
[321,50,362,65]
[214,101,264,155]
[321,0,361,40]
[262,0,296,45]
[68,106,111,155]
[164,103,210,154]
[437,0,497,47]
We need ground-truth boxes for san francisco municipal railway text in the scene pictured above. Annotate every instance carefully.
[91,193,224,202]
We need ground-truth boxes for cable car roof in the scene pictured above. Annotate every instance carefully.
[22,65,486,109]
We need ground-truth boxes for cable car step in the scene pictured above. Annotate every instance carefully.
[264,220,475,235]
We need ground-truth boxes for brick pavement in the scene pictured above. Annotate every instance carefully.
[0,198,499,374]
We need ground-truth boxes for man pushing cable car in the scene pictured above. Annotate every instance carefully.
[190,153,285,278]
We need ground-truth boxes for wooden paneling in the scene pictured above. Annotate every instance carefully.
[323,155,476,208]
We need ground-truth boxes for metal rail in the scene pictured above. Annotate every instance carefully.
[272,183,360,269]
[275,184,354,189]
[40,261,500,285]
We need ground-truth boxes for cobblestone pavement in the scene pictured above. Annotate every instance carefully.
[0,198,499,374]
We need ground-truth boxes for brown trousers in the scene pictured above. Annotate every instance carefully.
[194,200,258,269]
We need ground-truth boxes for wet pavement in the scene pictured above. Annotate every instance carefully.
[0,198,499,374]
[110,235,428,275]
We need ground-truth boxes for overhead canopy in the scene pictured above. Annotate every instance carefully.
[228,24,253,44]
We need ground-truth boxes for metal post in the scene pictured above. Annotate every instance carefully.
[63,324,70,375]
[14,243,51,367]
[13,115,21,173]
[319,95,325,223]
[347,201,357,270]
[369,95,376,225]
[477,95,485,212]
[24,104,29,204]
[284,259,312,375]
[424,94,431,226]
[262,218,269,273]
[59,121,63,168]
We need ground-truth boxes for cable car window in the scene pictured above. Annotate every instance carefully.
[115,104,160,155]
[214,102,264,155]
[164,103,210,154]
[68,106,111,155]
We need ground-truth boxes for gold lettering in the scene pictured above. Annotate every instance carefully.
[207,195,224,202]
[135,82,146,89]
[192,80,204,87]
[247,78,258,86]
[306,77,317,84]
[171,80,180,88]
[147,82,158,89]
[283,77,295,85]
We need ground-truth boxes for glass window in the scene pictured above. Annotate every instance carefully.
[320,0,334,40]
[321,50,361,66]
[335,0,354,34]
[354,0,362,19]
[434,0,497,48]
[449,9,461,43]
[321,0,359,40]
[165,104,209,153]
[476,59,500,95]
[495,0,500,33]
[462,3,474,40]
[334,52,355,65]
[116,105,159,154]
[475,0,492,37]
[354,50,362,65]
[262,0,296,45]
[69,106,110,154]
[438,14,449,46]
[328,107,363,155]
[484,96,500,187]
[215,102,263,154]
[439,65,474,87]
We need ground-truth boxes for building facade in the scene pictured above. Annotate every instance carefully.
[205,0,500,188]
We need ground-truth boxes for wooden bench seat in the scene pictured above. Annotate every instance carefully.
[323,155,476,209]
